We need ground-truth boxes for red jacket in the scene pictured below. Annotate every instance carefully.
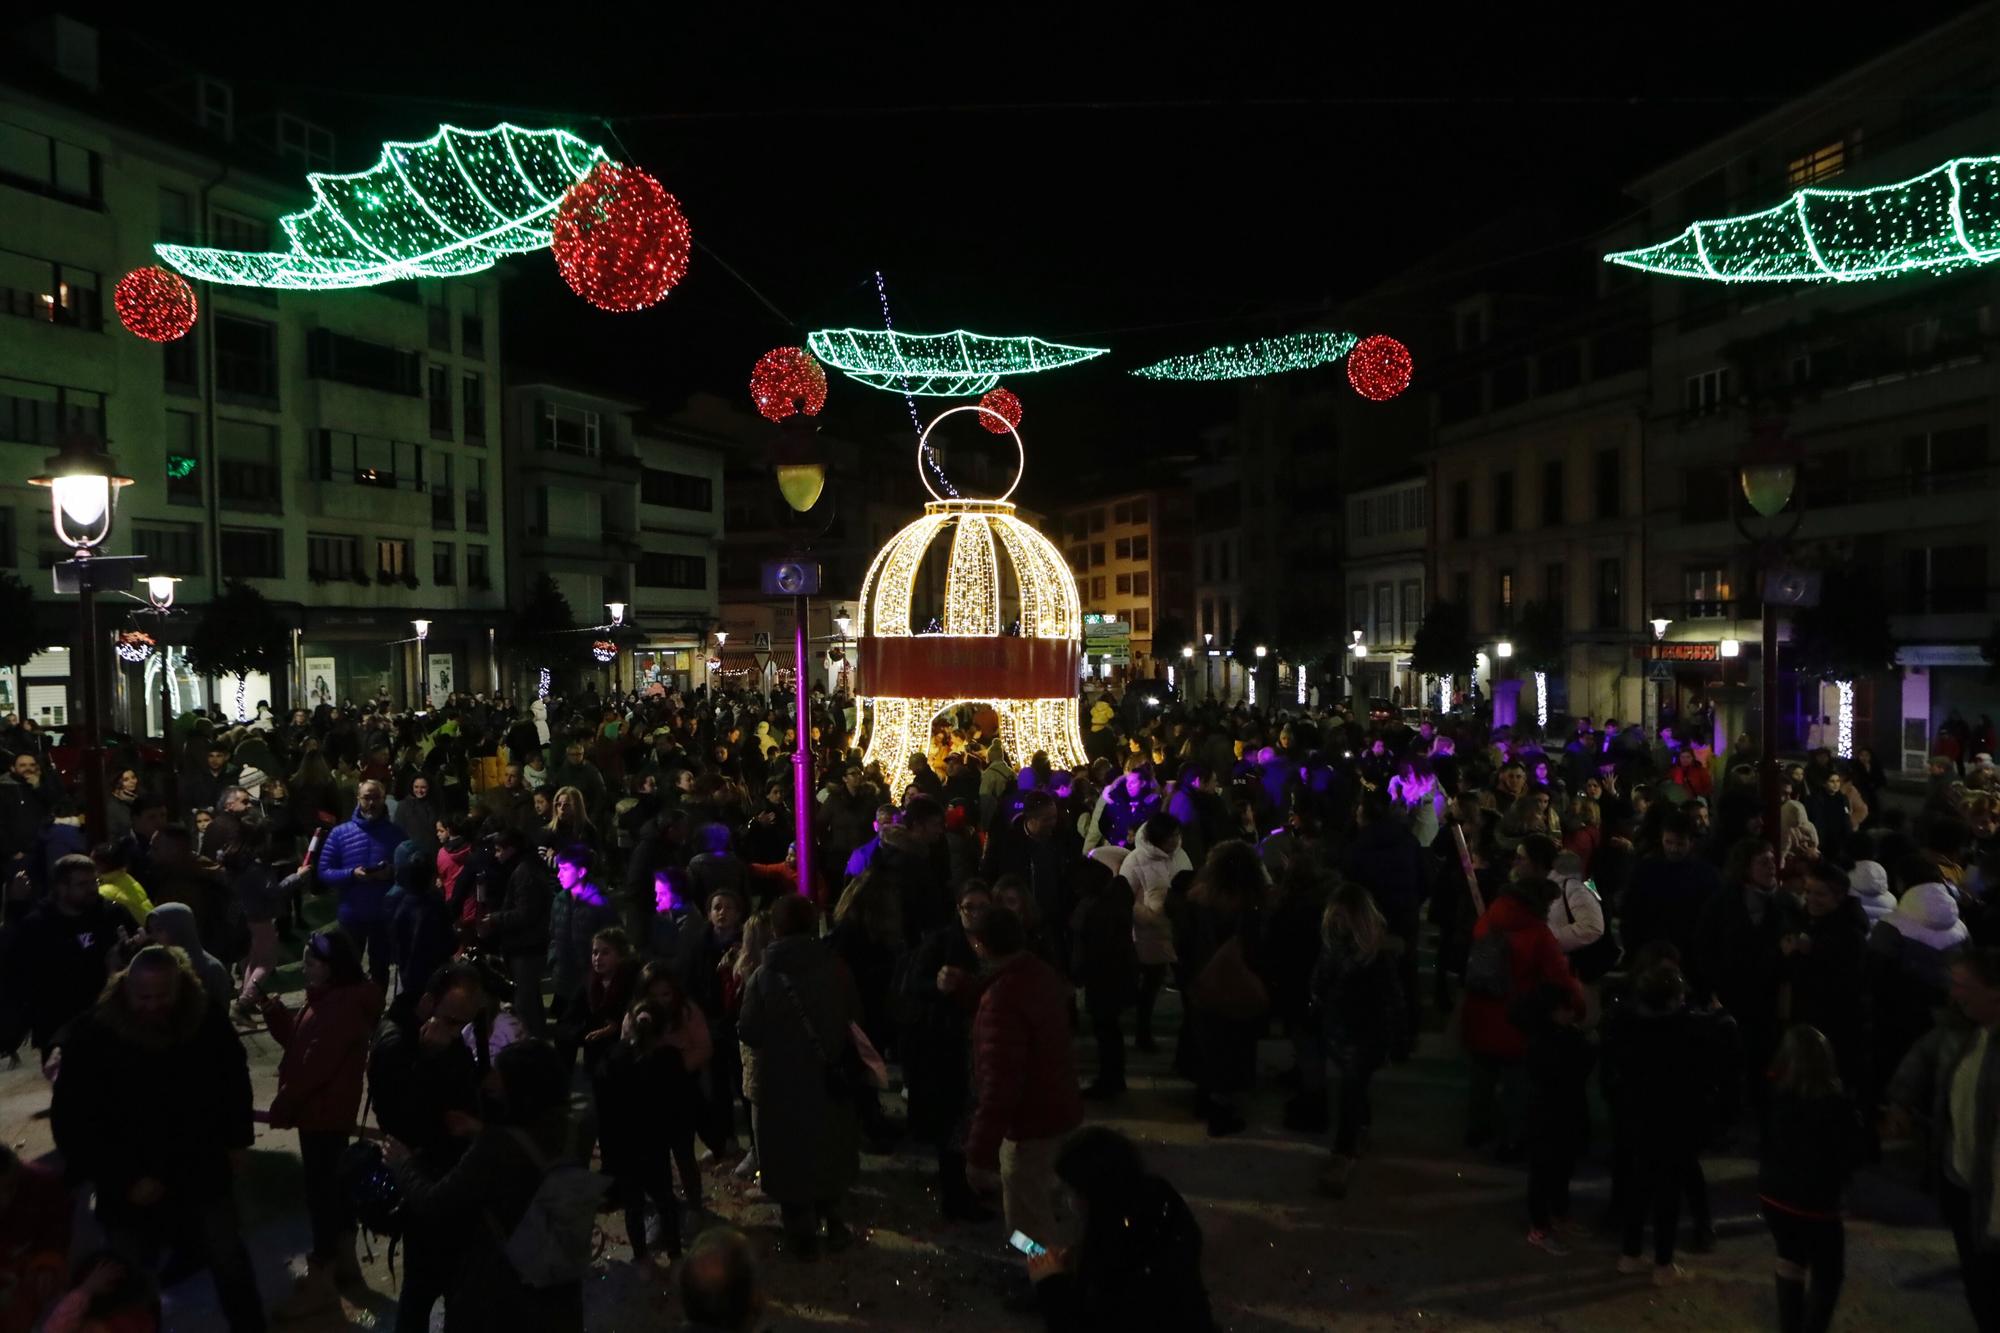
[1461,893,1583,1062]
[966,952,1083,1170]
[1668,761,1714,799]
[267,979,383,1132]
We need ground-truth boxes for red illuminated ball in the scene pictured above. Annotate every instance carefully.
[114,266,198,342]
[750,347,828,422]
[978,387,1022,433]
[551,162,692,313]
[1347,333,1413,401]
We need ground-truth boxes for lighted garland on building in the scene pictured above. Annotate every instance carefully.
[1347,333,1414,401]
[114,266,198,341]
[978,387,1023,434]
[551,161,692,312]
[1605,152,2000,282]
[805,329,1108,396]
[749,347,828,422]
[1131,330,1358,381]
[155,123,608,289]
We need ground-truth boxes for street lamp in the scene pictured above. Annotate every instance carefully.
[1495,640,1514,659]
[145,575,178,611]
[31,436,135,839]
[773,455,819,905]
[144,575,182,813]
[1650,616,1672,641]
[413,619,431,708]
[606,601,626,627]
[1738,424,1803,851]
[1720,638,1742,658]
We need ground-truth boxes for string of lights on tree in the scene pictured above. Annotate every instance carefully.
[155,123,608,289]
[804,328,1108,395]
[1605,151,2000,282]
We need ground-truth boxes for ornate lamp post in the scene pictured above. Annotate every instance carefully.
[413,619,431,708]
[1737,424,1803,851]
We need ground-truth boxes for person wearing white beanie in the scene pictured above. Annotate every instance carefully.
[1848,860,1897,924]
[1870,882,1971,1090]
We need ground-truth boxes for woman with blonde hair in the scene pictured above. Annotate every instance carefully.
[1310,882,1407,1197]
[541,784,598,855]
[1758,1025,1855,1333]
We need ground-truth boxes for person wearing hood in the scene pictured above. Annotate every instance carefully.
[254,930,382,1320]
[1026,1126,1215,1333]
[316,781,406,985]
[1869,880,1970,1093]
[3,853,138,1065]
[1122,812,1189,1051]
[735,894,862,1258]
[144,901,232,1013]
[393,775,442,862]
[1784,863,1872,1101]
[50,945,263,1331]
[1848,858,1897,924]
[389,851,454,1002]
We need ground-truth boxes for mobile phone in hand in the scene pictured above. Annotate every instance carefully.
[1008,1230,1045,1257]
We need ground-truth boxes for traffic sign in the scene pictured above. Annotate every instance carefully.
[1646,660,1674,682]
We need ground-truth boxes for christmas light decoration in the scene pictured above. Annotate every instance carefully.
[805,329,1108,396]
[1535,671,1549,732]
[156,123,608,289]
[1606,153,2000,282]
[551,161,692,312]
[749,347,828,422]
[114,630,155,664]
[113,266,197,341]
[591,640,618,663]
[1131,330,1358,382]
[978,387,1023,434]
[1347,334,1414,401]
[1836,680,1855,759]
[165,454,197,479]
[537,667,551,700]
[1298,665,1308,706]
[856,406,1086,799]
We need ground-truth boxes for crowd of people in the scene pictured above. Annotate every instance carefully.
[0,682,1994,1331]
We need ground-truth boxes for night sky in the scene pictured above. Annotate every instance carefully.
[84,3,1983,500]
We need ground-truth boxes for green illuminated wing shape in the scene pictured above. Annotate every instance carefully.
[1130,330,1359,381]
[805,329,1109,396]
[1605,153,2000,282]
[155,123,610,290]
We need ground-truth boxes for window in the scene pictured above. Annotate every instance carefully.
[1497,568,1516,628]
[1544,563,1567,628]
[307,329,420,395]
[636,552,706,589]
[1131,534,1149,561]
[1453,571,1471,607]
[1595,557,1623,629]
[317,430,423,490]
[1217,542,1230,581]
[1132,571,1150,597]
[427,303,451,352]
[219,527,282,577]
[158,187,194,244]
[1114,537,1131,560]
[1200,544,1214,582]
[132,520,202,576]
[1490,360,1529,410]
[1684,367,1730,416]
[308,532,360,580]
[209,210,266,255]
[1902,424,1987,484]
[1492,470,1514,534]
[1133,608,1150,633]
[431,453,454,528]
[164,329,198,392]
[461,310,484,358]
[1541,459,1564,526]
[536,485,601,540]
[1682,464,1731,522]
[1539,343,1582,395]
[1451,480,1470,539]
[196,78,233,137]
[0,121,101,204]
[1374,584,1394,643]
[1129,498,1149,525]
[1455,302,1487,350]
[1090,542,1105,567]
[1115,573,1132,594]
[1593,446,1621,519]
[1112,502,1131,524]
[276,114,335,172]
[0,251,102,329]
[462,372,484,440]
[1787,138,1846,187]
[0,378,104,445]
[165,411,201,506]
[1684,566,1732,617]
[1069,547,1088,572]
[538,401,599,456]
[0,508,14,568]
[1083,508,1103,533]
[466,543,490,589]
[1906,544,1988,614]
[217,418,279,510]
[466,459,488,531]
[376,538,412,579]
[214,315,278,401]
[432,541,455,586]
[1092,577,1106,601]
[428,365,452,435]
[641,468,713,511]
[1400,581,1422,639]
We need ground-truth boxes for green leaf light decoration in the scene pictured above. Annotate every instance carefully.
[804,329,1109,396]
[165,453,197,479]
[1605,153,2000,282]
[155,123,609,289]
[1131,330,1360,381]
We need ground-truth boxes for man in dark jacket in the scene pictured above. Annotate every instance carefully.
[4,853,136,1063]
[1343,792,1430,1025]
[1620,813,1722,962]
[980,791,1082,959]
[317,780,406,984]
[0,751,55,866]
[51,945,263,1331]
[1694,838,1799,1134]
[966,906,1085,1248]
[901,879,995,1221]
[477,828,551,1034]
[877,796,952,945]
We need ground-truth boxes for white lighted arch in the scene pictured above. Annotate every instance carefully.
[916,404,1026,504]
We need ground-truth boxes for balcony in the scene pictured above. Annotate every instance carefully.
[303,481,428,525]
[1652,598,1741,622]
[219,460,282,513]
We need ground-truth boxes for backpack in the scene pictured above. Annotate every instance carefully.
[1465,929,1513,998]
[1559,878,1620,983]
[492,1127,607,1288]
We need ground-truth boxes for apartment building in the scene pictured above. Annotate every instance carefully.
[1057,485,1193,676]
[1343,472,1427,704]
[1632,6,2000,765]
[2,17,506,720]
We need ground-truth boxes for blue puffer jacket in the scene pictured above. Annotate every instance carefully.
[318,806,407,923]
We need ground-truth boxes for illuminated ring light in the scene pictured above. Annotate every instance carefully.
[916,404,1025,504]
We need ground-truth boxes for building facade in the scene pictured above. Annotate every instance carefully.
[1343,472,1427,705]
[4,20,506,723]
[628,418,725,694]
[1056,484,1192,677]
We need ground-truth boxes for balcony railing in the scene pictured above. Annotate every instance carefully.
[1652,598,1740,622]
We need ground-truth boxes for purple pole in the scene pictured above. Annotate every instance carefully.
[794,593,813,898]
